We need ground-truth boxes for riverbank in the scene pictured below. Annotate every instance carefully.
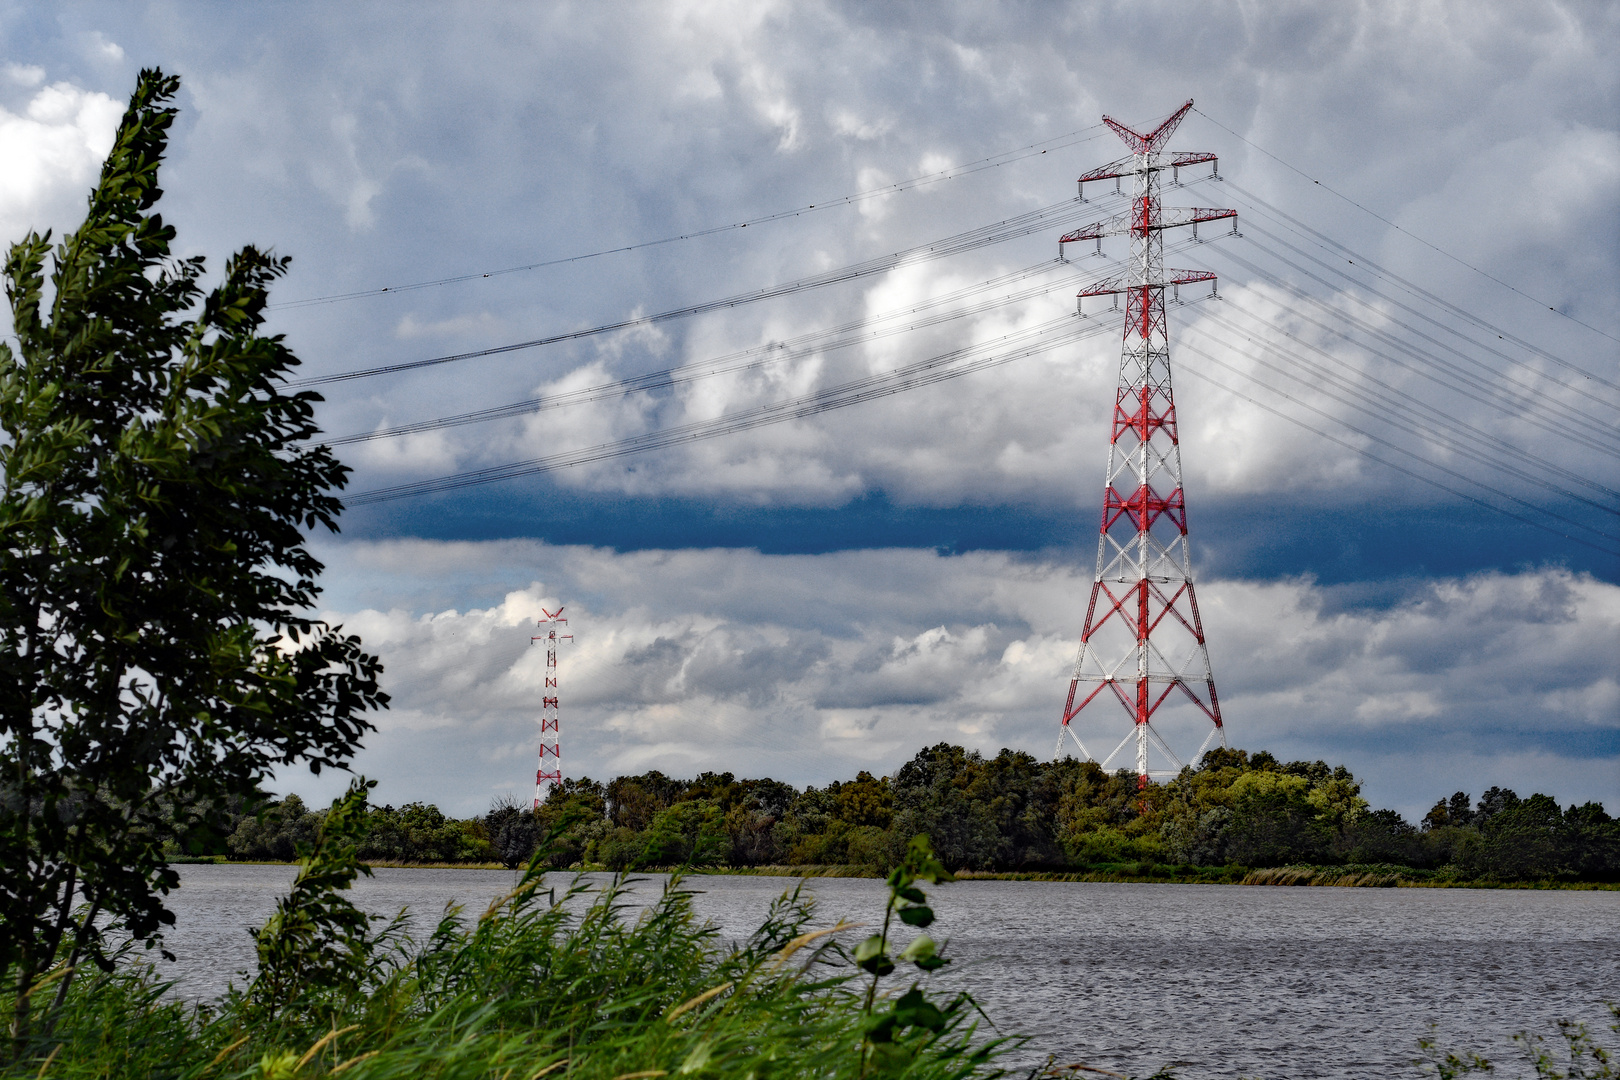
[711,863,1619,888]
[174,855,1618,888]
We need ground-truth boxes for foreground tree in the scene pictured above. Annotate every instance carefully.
[0,69,386,1046]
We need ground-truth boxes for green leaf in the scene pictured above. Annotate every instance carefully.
[898,935,935,962]
[897,905,934,928]
[854,933,894,975]
[890,987,946,1033]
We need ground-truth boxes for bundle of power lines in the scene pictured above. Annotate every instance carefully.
[290,115,1618,559]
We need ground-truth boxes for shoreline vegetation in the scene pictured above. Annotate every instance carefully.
[17,785,1620,1080]
[171,856,1620,890]
[196,743,1618,889]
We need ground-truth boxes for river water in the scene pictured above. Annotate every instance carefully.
[155,864,1617,1079]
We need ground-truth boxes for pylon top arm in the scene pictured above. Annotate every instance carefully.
[1102,99,1194,155]
[1078,151,1219,190]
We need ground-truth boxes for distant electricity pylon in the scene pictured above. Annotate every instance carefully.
[1054,100,1233,786]
[530,607,573,808]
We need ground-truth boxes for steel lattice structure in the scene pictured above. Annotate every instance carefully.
[530,607,573,808]
[1054,101,1235,785]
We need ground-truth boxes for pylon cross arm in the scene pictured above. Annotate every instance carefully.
[1061,207,1236,247]
[1078,155,1138,185]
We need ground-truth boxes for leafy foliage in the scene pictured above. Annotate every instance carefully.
[854,836,958,1067]
[0,68,386,1045]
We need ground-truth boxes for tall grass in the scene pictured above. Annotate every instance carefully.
[3,785,1013,1080]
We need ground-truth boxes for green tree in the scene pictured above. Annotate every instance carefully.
[483,794,543,869]
[226,794,322,861]
[1221,770,1325,866]
[0,70,386,1045]
[835,771,894,829]
[890,744,999,871]
[536,776,608,867]
[1464,792,1569,880]
[640,798,729,866]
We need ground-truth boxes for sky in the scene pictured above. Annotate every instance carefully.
[2,1,1616,819]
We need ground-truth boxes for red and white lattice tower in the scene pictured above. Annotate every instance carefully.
[530,607,573,808]
[1053,100,1236,786]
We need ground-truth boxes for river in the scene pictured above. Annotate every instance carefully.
[154,864,1618,1079]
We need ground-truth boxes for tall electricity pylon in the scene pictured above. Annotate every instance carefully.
[1054,100,1234,786]
[530,607,572,808]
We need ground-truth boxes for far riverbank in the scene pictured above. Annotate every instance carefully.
[173,855,1619,888]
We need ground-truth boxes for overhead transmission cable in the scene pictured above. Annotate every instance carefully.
[1173,344,1620,558]
[1184,316,1620,536]
[275,123,1115,309]
[346,315,1112,505]
[292,188,1139,387]
[1221,180,1620,398]
[1224,218,1620,425]
[322,256,1101,447]
[1203,243,1620,457]
[1225,212,1620,414]
[1193,107,1620,346]
[1200,302,1620,508]
[320,234,1211,448]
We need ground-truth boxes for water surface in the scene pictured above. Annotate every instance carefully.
[158,865,1618,1079]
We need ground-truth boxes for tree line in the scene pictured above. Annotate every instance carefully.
[212,744,1619,883]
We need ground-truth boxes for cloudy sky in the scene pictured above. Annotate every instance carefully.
[3,1,1616,818]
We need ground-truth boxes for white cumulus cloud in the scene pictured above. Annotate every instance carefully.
[288,539,1619,819]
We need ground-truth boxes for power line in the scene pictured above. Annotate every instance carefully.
[1175,350,1620,559]
[1204,242,1620,457]
[1221,180,1620,397]
[273,123,1113,309]
[1186,316,1619,536]
[1228,209,1620,405]
[321,257,1095,447]
[346,316,1110,505]
[1201,302,1620,506]
[292,191,1132,387]
[1193,107,1620,347]
[323,231,1231,451]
